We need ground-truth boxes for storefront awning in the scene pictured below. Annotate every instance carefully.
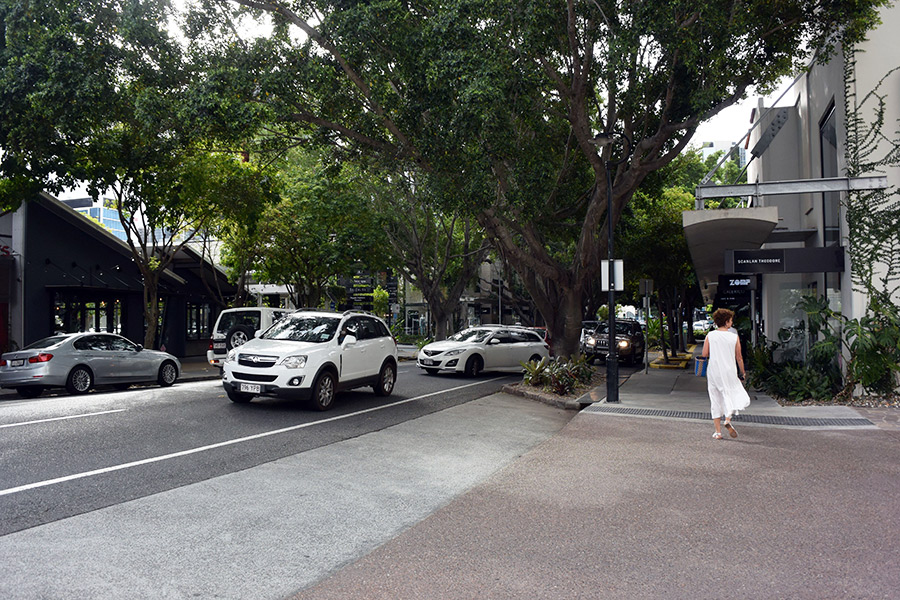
[682,207,779,304]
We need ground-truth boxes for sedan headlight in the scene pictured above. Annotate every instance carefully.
[443,349,465,356]
[280,355,307,369]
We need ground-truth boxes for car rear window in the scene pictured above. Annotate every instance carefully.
[216,311,262,334]
[23,335,69,350]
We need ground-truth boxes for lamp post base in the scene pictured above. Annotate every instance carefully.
[606,355,619,403]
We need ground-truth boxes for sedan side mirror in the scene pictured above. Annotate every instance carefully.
[135,344,144,352]
[489,338,501,345]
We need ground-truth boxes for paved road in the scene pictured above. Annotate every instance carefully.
[0,364,519,535]
[0,373,574,599]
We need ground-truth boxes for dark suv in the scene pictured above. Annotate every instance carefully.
[581,319,646,366]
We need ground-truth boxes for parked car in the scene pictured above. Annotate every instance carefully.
[581,319,646,366]
[221,310,398,410]
[693,319,714,332]
[0,332,181,398]
[207,307,290,369]
[417,325,550,377]
[526,326,553,355]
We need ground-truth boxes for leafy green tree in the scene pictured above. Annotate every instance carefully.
[371,171,491,340]
[202,0,885,356]
[0,0,279,347]
[195,156,281,308]
[252,149,390,308]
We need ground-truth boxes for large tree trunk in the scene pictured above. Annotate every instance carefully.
[142,273,161,349]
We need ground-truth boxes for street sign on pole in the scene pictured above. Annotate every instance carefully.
[639,278,653,295]
[601,260,624,291]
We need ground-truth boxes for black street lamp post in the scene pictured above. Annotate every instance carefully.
[592,132,631,404]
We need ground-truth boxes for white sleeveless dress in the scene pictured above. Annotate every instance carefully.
[706,329,751,419]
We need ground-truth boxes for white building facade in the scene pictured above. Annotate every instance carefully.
[684,5,900,355]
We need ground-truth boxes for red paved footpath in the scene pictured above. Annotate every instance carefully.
[288,398,900,600]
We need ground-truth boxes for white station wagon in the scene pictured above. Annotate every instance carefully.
[417,325,549,377]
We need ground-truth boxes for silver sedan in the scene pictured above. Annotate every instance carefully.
[0,332,181,398]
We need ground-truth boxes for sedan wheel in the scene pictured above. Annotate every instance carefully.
[66,366,93,395]
[157,361,178,386]
[373,362,396,397]
[310,371,336,411]
[464,355,483,378]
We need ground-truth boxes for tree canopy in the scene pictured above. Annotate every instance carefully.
[200,0,887,354]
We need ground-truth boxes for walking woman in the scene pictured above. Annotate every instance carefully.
[701,308,750,440]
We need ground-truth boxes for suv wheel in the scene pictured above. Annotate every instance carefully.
[225,325,254,351]
[373,361,396,397]
[310,370,336,411]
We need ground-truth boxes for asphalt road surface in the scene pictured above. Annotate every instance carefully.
[0,365,575,599]
[1,365,521,535]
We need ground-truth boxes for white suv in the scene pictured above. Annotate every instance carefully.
[222,310,398,410]
[207,307,290,369]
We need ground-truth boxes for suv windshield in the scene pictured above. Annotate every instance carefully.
[594,322,632,335]
[448,329,492,343]
[262,315,340,343]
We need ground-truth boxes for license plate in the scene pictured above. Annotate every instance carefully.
[10,359,24,367]
[213,342,225,350]
[421,359,434,366]
[239,383,261,394]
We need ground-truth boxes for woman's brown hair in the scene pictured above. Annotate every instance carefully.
[712,308,734,328]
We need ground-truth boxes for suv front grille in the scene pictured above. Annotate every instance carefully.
[233,372,277,383]
[238,354,278,368]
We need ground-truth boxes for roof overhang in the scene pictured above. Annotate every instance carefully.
[682,207,779,304]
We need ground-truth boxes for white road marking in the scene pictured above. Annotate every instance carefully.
[0,379,497,497]
[0,409,126,429]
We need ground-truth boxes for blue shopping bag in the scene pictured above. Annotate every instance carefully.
[694,357,708,377]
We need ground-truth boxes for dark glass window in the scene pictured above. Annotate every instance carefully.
[820,103,840,247]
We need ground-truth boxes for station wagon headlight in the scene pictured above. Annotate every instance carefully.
[281,355,307,369]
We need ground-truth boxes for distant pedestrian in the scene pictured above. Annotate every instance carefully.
[701,308,750,440]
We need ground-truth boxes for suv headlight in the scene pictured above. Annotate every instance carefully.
[618,339,630,349]
[280,355,307,369]
[585,337,597,347]
[226,349,237,362]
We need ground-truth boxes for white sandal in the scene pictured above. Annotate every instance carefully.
[725,422,738,438]
[712,432,723,440]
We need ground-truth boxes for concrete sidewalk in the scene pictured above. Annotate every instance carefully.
[586,366,878,430]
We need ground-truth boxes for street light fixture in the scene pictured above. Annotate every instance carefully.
[590,131,632,403]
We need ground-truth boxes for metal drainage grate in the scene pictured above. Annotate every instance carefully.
[582,404,874,428]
